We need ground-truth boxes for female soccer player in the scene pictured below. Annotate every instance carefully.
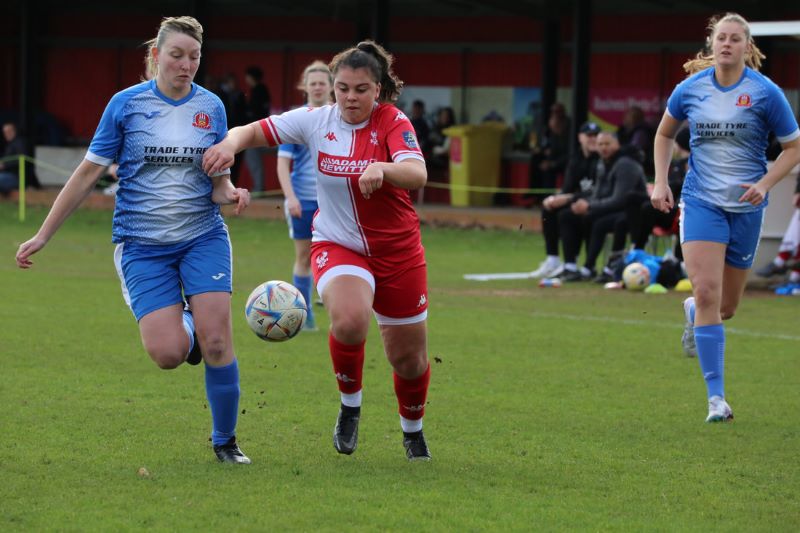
[204,41,432,460]
[276,61,334,331]
[15,17,252,463]
[651,13,800,422]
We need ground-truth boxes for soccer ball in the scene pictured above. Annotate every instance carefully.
[244,281,307,341]
[623,262,651,291]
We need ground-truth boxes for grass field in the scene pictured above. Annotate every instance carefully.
[1,202,799,531]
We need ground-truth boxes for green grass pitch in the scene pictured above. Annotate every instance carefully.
[1,203,799,531]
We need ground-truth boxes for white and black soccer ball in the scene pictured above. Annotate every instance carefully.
[623,262,651,291]
[244,280,307,341]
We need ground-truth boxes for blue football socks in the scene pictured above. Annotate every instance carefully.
[694,324,725,399]
[293,273,315,327]
[205,359,240,446]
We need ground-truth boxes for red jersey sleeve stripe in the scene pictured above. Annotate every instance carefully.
[258,118,283,146]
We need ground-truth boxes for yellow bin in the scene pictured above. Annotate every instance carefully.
[443,123,507,206]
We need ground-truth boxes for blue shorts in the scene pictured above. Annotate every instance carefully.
[679,195,764,269]
[285,199,318,240]
[113,226,233,320]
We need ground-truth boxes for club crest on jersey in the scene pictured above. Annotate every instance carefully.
[402,131,418,149]
[735,93,752,107]
[192,112,211,129]
[324,131,338,142]
[370,130,379,145]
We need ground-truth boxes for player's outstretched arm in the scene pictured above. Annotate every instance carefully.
[16,160,107,269]
[203,122,267,176]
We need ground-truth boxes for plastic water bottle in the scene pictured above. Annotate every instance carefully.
[538,278,562,288]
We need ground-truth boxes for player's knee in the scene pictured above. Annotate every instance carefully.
[149,349,185,370]
[691,282,719,309]
[330,313,370,344]
[393,352,428,378]
[198,332,227,360]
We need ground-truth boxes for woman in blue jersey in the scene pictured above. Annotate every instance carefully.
[15,17,252,463]
[276,60,334,331]
[651,13,800,422]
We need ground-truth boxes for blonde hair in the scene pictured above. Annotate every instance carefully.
[329,40,403,103]
[297,60,334,101]
[143,16,204,80]
[683,12,765,75]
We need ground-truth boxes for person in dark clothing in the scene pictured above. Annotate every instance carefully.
[529,102,570,201]
[409,100,431,157]
[0,122,27,195]
[626,127,690,258]
[558,131,647,281]
[216,73,247,185]
[243,66,272,191]
[532,121,600,278]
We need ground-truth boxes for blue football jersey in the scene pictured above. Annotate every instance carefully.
[667,67,799,212]
[86,80,229,244]
[278,143,318,205]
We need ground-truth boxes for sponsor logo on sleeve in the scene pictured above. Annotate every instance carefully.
[402,130,418,149]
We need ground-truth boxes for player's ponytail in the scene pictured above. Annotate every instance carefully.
[330,40,404,103]
[683,12,765,76]
[142,16,204,81]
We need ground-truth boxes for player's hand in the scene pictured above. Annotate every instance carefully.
[230,187,251,215]
[738,182,767,206]
[15,236,46,269]
[203,142,235,176]
[650,182,674,213]
[286,196,302,218]
[359,164,384,199]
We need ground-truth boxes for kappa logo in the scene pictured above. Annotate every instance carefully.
[370,130,379,145]
[324,131,338,142]
[403,403,425,412]
[395,111,407,121]
[316,250,329,270]
[736,93,752,107]
[212,272,226,280]
[336,372,356,383]
[192,112,212,129]
[417,294,427,308]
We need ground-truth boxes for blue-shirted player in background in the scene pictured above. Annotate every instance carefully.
[651,13,800,422]
[276,60,334,331]
[15,16,253,463]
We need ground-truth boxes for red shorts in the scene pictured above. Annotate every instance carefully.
[311,241,428,324]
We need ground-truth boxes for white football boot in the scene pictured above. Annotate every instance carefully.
[706,395,734,423]
[531,257,564,278]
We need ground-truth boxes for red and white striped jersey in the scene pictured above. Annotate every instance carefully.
[259,103,425,256]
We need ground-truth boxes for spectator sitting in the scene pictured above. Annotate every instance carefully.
[0,122,27,196]
[429,106,456,172]
[532,121,600,278]
[755,176,800,294]
[626,127,690,259]
[529,102,570,202]
[409,100,432,157]
[617,105,655,176]
[557,131,647,282]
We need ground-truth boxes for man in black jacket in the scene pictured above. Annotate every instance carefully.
[0,122,26,195]
[558,131,647,281]
[532,121,600,278]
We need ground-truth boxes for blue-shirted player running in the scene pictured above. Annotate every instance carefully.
[652,13,800,422]
[276,60,334,331]
[15,17,253,463]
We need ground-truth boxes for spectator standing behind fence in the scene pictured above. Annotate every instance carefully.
[276,60,334,332]
[0,122,26,196]
[428,106,456,172]
[15,16,252,464]
[557,131,647,282]
[216,73,247,185]
[651,13,800,423]
[243,66,272,192]
[409,100,432,157]
[531,121,600,278]
[529,102,570,202]
[203,40,434,461]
